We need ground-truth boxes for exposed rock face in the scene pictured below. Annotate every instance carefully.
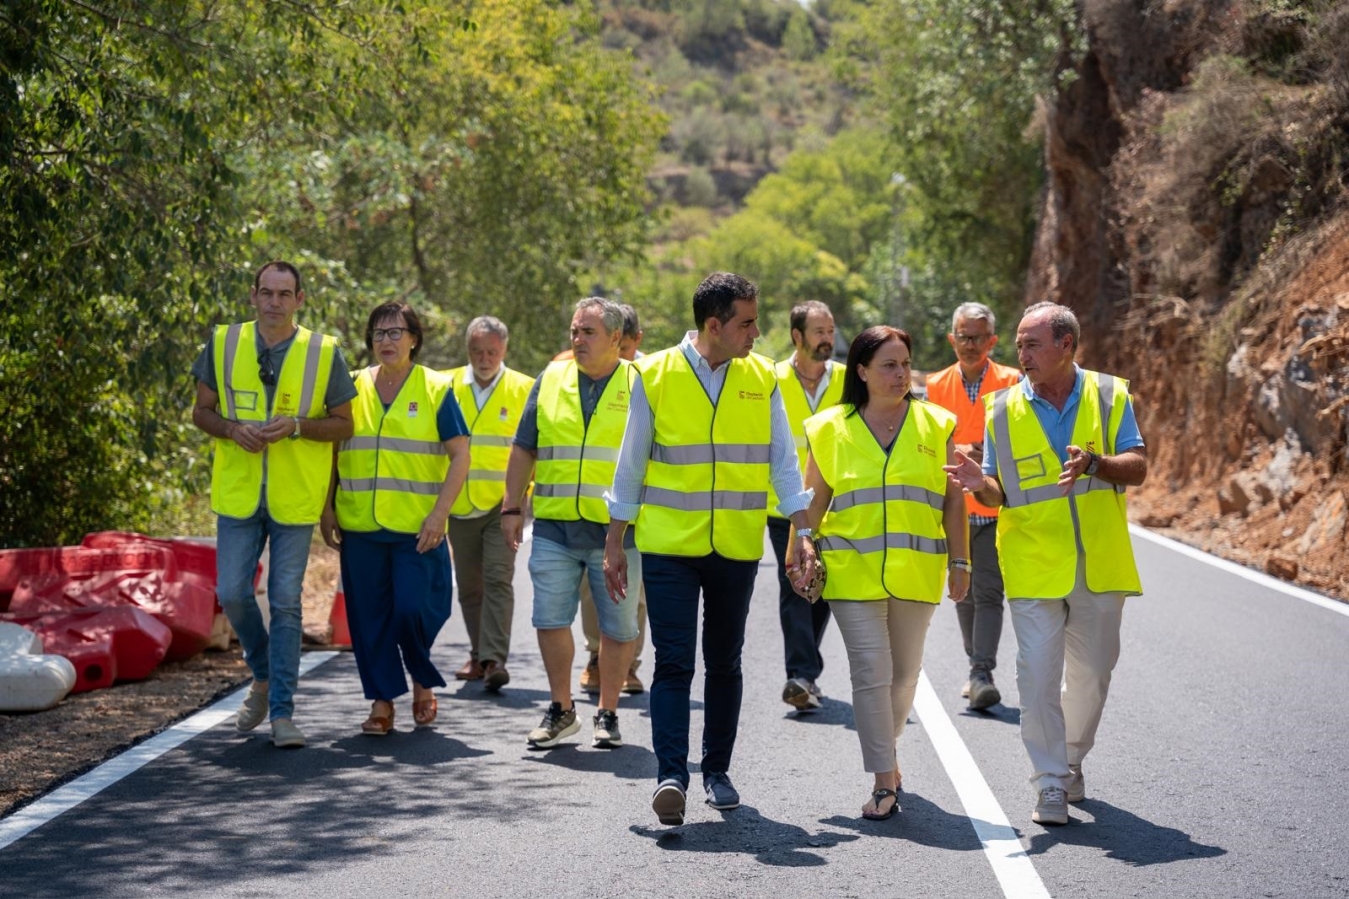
[1029,0,1349,598]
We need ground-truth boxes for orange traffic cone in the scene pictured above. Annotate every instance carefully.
[329,587,352,648]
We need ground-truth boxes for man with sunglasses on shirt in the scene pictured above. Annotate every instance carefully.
[191,261,356,748]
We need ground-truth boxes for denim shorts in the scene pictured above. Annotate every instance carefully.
[529,536,641,641]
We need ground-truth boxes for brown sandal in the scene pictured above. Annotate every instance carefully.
[413,696,438,727]
[361,702,395,736]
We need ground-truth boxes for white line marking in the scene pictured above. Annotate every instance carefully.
[913,672,1052,899]
[1129,524,1349,619]
[0,651,338,850]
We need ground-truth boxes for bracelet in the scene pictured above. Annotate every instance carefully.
[795,527,815,540]
[500,508,522,516]
[949,558,972,573]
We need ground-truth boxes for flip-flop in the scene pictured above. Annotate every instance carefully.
[862,788,899,820]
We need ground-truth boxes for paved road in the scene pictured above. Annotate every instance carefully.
[3,529,1348,898]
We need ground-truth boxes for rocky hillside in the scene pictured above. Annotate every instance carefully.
[1029,0,1349,599]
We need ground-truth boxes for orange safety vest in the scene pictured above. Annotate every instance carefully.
[925,360,1022,518]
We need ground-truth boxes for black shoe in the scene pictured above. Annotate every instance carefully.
[703,772,740,810]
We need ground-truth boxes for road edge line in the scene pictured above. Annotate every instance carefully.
[0,650,338,850]
[913,672,1052,899]
[1129,524,1349,619]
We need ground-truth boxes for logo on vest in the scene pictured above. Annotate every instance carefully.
[408,401,419,418]
[499,406,509,421]
[738,390,766,401]
[1085,440,1098,453]
[916,443,936,458]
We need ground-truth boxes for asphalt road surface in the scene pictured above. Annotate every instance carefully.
[2,527,1348,899]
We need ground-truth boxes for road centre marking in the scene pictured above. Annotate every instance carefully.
[0,651,338,851]
[1130,525,1349,619]
[913,672,1052,899]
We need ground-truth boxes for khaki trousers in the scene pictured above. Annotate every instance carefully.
[581,576,646,668]
[446,506,517,664]
[829,598,937,774]
[1008,556,1126,792]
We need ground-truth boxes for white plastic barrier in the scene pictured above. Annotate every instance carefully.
[0,622,77,712]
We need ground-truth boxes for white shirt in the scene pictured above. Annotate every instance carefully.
[463,363,505,411]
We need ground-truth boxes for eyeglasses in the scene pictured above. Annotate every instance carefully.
[953,332,993,346]
[258,354,277,386]
[372,327,406,343]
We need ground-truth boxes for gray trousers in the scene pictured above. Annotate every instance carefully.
[446,505,517,665]
[955,521,1005,674]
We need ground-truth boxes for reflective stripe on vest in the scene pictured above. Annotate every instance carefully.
[210,322,337,525]
[987,371,1142,599]
[768,359,845,518]
[635,348,776,561]
[805,401,956,602]
[532,359,632,524]
[445,367,534,515]
[335,365,453,533]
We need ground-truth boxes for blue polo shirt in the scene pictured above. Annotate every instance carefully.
[982,366,1144,478]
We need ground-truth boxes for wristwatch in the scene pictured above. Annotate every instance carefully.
[1084,451,1100,476]
[796,527,815,540]
[290,417,302,440]
[949,558,972,573]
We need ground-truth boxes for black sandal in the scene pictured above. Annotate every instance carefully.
[862,788,899,820]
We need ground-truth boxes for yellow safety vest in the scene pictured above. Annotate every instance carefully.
[444,366,534,516]
[806,402,956,603]
[335,365,454,534]
[768,358,846,519]
[987,370,1142,599]
[635,347,776,561]
[210,322,338,525]
[533,359,632,524]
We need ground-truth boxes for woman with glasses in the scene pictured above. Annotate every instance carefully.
[789,326,970,819]
[321,301,471,734]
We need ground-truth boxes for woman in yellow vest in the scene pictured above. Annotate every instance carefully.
[792,326,970,820]
[320,302,471,736]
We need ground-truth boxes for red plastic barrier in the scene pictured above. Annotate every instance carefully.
[0,540,215,661]
[7,607,173,694]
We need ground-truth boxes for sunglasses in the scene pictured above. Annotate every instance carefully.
[259,354,277,386]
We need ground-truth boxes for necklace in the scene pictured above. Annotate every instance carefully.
[793,361,824,385]
[864,402,906,434]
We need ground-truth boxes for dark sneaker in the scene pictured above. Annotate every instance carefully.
[807,680,824,702]
[703,772,740,810]
[1066,764,1085,803]
[652,779,686,825]
[968,671,1001,710]
[960,680,971,699]
[527,702,579,749]
[621,667,645,694]
[1033,786,1069,825]
[782,677,821,711]
[592,709,623,748]
[579,654,601,694]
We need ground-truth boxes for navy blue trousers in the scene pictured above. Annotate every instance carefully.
[339,530,451,701]
[767,516,832,681]
[643,552,758,788]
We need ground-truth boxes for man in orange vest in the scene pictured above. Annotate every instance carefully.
[924,302,1022,709]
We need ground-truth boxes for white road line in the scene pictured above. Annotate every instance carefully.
[913,672,1052,899]
[0,651,338,851]
[1130,524,1349,619]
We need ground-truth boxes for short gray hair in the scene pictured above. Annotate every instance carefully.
[951,302,996,333]
[466,315,509,343]
[618,303,641,341]
[575,296,624,335]
[1023,301,1080,350]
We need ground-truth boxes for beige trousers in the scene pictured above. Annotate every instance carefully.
[1008,556,1126,791]
[446,506,517,664]
[829,598,937,773]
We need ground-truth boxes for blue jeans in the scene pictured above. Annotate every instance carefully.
[529,536,641,641]
[643,552,758,789]
[216,505,314,721]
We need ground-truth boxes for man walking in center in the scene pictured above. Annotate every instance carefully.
[945,301,1147,826]
[192,261,356,749]
[925,302,1021,710]
[769,301,844,713]
[502,297,642,750]
[444,316,534,692]
[604,272,818,826]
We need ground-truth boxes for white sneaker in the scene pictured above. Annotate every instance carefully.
[1066,765,1085,803]
[1033,786,1069,825]
[236,682,268,732]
